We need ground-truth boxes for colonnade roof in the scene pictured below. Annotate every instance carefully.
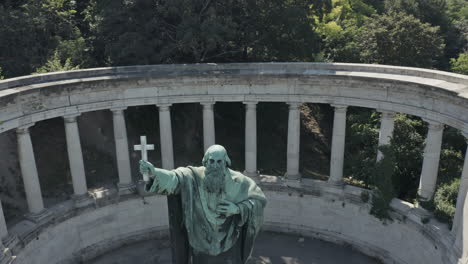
[0,63,467,134]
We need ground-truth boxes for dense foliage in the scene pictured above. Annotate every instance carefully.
[1,0,467,77]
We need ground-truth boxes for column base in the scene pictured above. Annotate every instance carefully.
[243,170,259,178]
[284,172,301,181]
[2,235,18,249]
[328,178,345,186]
[72,193,94,208]
[410,205,431,224]
[118,182,136,195]
[25,209,53,224]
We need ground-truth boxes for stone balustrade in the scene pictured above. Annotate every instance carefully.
[0,63,467,264]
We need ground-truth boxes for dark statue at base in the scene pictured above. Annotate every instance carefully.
[139,145,266,264]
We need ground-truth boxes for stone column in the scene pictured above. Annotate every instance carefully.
[418,120,444,201]
[285,102,301,181]
[158,104,175,170]
[111,107,134,194]
[377,111,396,161]
[452,134,468,236]
[16,124,46,216]
[454,173,468,262]
[0,201,7,240]
[329,105,348,184]
[201,102,216,151]
[64,114,90,206]
[244,102,258,177]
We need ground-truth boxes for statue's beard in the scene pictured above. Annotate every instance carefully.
[204,166,226,195]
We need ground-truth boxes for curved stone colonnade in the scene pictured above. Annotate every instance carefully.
[0,63,467,263]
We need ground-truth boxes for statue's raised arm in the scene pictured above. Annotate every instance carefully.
[139,160,180,195]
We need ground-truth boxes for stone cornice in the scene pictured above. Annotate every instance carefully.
[0,63,467,136]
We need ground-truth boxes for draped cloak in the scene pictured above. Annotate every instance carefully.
[145,166,266,264]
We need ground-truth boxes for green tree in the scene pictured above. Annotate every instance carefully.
[390,114,426,201]
[357,12,445,68]
[450,53,468,74]
[34,51,79,74]
[316,0,377,62]
[344,108,380,187]
[0,0,87,77]
[85,0,327,66]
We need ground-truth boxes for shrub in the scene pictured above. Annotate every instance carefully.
[434,178,459,228]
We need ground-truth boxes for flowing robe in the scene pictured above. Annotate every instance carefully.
[145,166,266,264]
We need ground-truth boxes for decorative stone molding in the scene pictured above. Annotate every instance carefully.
[16,123,35,134]
[157,104,172,112]
[63,113,81,123]
[379,110,396,120]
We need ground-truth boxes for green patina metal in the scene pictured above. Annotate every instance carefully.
[139,145,266,264]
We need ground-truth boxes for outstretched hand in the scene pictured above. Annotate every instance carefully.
[216,199,240,217]
[139,160,154,176]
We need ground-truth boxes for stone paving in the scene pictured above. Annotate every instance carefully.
[87,231,380,264]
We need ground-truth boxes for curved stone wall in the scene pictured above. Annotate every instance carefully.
[8,185,454,264]
[0,63,467,264]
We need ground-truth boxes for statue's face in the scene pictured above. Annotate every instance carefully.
[203,145,230,194]
[203,145,230,169]
[206,150,226,169]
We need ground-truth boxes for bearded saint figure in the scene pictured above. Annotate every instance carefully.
[139,145,267,264]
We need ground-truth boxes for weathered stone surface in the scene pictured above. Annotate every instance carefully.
[0,63,467,135]
[7,181,457,264]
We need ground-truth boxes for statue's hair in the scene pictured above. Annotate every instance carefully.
[202,145,231,167]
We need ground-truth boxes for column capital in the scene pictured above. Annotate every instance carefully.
[287,102,301,110]
[243,101,258,109]
[110,106,127,114]
[423,119,444,131]
[331,104,348,113]
[158,103,172,111]
[201,102,215,110]
[378,110,396,119]
[16,123,35,134]
[63,113,81,123]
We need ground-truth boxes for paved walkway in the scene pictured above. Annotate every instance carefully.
[87,232,380,264]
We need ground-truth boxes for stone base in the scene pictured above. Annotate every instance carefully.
[328,179,345,187]
[25,209,53,224]
[72,193,94,208]
[284,172,301,181]
[284,179,301,188]
[409,205,432,224]
[118,182,136,195]
[2,235,19,251]
[243,170,258,178]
